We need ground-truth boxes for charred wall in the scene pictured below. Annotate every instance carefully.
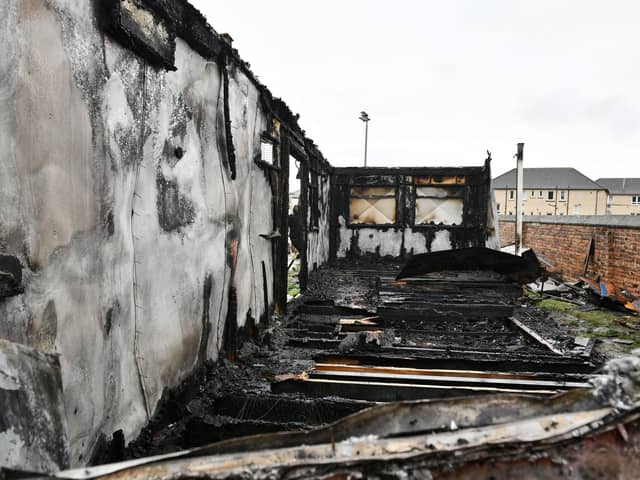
[330,160,496,259]
[301,142,333,286]
[0,0,331,468]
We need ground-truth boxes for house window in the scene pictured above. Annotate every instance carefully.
[538,191,543,198]
[496,203,501,212]
[414,187,463,226]
[530,190,535,197]
[560,191,566,201]
[633,195,640,205]
[509,190,515,200]
[260,140,275,165]
[349,186,397,225]
[547,191,554,201]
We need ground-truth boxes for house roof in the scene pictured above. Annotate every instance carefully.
[493,168,604,190]
[596,178,640,195]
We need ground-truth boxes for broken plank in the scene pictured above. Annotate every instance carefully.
[307,369,590,390]
[314,353,597,375]
[312,363,588,383]
[509,317,564,355]
[271,378,559,402]
[378,303,514,321]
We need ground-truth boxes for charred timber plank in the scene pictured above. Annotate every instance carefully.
[386,329,518,337]
[509,317,564,355]
[285,330,336,340]
[313,363,589,382]
[314,353,597,375]
[307,370,590,390]
[271,378,557,402]
[298,305,372,316]
[287,338,341,349]
[338,317,383,332]
[377,303,515,321]
[212,394,373,425]
[285,322,337,333]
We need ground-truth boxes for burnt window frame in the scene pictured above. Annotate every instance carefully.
[411,175,467,228]
[347,177,400,228]
[413,186,466,227]
[255,133,280,172]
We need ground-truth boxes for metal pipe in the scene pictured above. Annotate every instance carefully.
[359,111,370,167]
[515,143,524,255]
[364,120,368,166]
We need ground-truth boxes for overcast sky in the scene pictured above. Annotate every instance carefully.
[192,0,639,180]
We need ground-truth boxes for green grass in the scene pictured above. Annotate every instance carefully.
[528,292,640,352]
[287,261,300,298]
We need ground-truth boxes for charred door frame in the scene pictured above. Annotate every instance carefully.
[289,136,310,294]
[270,128,310,313]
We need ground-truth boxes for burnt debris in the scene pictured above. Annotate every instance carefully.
[397,246,543,284]
[63,256,640,479]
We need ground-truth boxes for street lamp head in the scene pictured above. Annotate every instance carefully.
[359,111,370,122]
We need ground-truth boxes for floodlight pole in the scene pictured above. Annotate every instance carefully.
[515,143,524,255]
[359,111,370,167]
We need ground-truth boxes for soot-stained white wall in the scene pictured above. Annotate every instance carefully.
[0,0,282,466]
[331,166,496,259]
[306,174,331,270]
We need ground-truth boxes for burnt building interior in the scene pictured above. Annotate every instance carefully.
[1,1,640,479]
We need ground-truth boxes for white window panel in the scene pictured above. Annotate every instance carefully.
[349,186,397,224]
[261,141,274,164]
[415,197,463,225]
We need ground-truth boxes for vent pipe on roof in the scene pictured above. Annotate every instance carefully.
[515,143,524,255]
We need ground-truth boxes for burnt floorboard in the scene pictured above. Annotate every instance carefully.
[104,259,600,464]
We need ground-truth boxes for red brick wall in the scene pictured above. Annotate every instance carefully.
[498,218,640,296]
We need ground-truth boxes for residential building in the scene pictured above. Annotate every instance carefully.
[493,168,608,216]
[596,178,640,215]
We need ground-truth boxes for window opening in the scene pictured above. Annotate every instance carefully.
[414,187,463,226]
[349,186,397,225]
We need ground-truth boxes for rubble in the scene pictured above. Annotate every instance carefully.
[48,349,640,479]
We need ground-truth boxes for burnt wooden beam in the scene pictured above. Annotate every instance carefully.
[314,353,597,375]
[377,303,515,321]
[271,377,557,402]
